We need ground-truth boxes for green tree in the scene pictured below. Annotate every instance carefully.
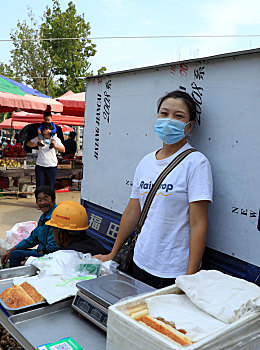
[0,63,15,78]
[10,8,56,96]
[7,1,105,96]
[41,0,106,95]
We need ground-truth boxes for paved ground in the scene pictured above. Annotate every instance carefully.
[0,190,81,240]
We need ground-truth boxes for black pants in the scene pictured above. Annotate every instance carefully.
[131,262,176,289]
[9,249,43,268]
[35,165,57,188]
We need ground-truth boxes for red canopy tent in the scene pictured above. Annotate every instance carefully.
[0,92,63,114]
[61,125,74,133]
[56,92,85,117]
[0,118,29,130]
[12,111,84,126]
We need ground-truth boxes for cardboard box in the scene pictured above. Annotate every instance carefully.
[107,285,260,350]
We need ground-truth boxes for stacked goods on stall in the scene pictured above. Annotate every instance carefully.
[2,143,26,158]
[58,155,82,169]
[0,159,6,170]
[23,159,36,169]
[0,158,24,169]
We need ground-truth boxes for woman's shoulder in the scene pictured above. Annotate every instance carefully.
[137,151,155,165]
[186,144,210,163]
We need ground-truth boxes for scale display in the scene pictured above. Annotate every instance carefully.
[73,293,108,330]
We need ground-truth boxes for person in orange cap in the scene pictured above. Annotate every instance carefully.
[46,201,109,256]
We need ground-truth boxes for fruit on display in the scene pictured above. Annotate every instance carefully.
[0,159,6,167]
[0,158,23,168]
[3,143,26,158]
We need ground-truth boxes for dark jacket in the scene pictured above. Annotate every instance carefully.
[66,235,109,256]
[64,138,77,156]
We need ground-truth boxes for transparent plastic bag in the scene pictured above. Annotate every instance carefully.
[75,254,102,276]
[5,221,37,245]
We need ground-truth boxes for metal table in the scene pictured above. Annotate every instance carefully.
[0,266,106,350]
[0,168,82,198]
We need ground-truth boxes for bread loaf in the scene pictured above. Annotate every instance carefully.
[20,282,44,303]
[0,283,44,308]
[139,315,192,346]
[0,285,35,308]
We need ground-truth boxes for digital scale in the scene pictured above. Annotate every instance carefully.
[71,272,155,331]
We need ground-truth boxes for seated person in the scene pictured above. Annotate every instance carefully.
[1,186,59,268]
[38,112,57,147]
[46,201,109,255]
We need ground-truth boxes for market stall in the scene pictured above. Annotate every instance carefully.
[0,264,259,349]
[0,166,82,198]
[0,252,154,350]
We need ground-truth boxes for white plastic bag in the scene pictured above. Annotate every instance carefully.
[5,221,37,245]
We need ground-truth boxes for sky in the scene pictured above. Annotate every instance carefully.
[1,0,260,75]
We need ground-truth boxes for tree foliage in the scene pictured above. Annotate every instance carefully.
[2,1,106,96]
[9,9,56,96]
[0,63,15,79]
[41,0,106,94]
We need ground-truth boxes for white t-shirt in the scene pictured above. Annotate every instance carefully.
[131,143,213,278]
[30,136,64,167]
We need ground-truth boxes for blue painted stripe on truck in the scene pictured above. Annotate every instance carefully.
[82,200,260,285]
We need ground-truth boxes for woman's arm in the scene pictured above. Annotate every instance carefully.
[94,198,141,261]
[186,200,209,275]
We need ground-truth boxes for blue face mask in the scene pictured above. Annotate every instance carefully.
[154,118,191,145]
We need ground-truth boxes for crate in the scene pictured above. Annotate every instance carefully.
[107,285,260,350]
[19,183,36,198]
[24,164,36,169]
[57,161,73,169]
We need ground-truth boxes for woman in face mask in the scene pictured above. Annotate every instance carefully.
[94,90,213,289]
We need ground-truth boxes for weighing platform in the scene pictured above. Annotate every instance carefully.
[72,272,155,331]
[0,266,154,349]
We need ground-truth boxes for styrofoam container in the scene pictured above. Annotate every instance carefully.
[107,285,260,350]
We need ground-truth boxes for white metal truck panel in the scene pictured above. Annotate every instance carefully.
[82,50,260,266]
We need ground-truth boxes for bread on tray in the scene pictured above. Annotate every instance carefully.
[126,305,192,346]
[0,283,44,308]
[20,282,44,303]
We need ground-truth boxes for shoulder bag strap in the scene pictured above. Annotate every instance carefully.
[135,148,197,234]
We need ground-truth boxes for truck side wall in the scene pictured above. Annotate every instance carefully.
[81,51,260,282]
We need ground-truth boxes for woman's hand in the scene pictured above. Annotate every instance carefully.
[93,253,115,262]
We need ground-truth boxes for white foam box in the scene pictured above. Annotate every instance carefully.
[107,285,260,350]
